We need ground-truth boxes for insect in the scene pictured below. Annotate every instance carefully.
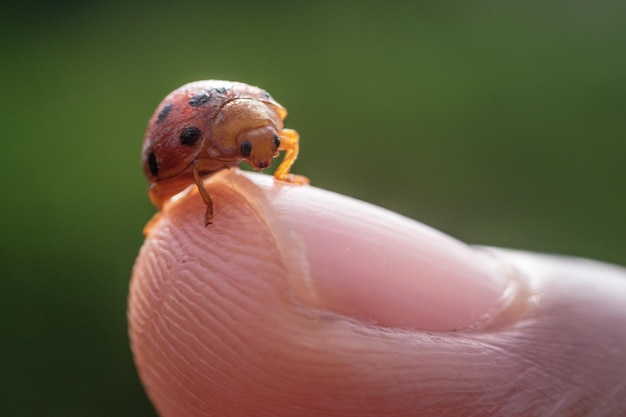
[142,80,309,226]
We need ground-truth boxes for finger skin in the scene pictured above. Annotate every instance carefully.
[129,170,626,417]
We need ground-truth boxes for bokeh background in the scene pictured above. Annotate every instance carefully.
[1,1,624,416]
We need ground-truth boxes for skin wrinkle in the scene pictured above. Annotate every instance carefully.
[164,255,280,390]
[223,174,318,307]
[149,317,206,414]
[479,332,578,411]
[161,285,229,377]
[157,306,261,409]
[492,255,625,416]
[133,247,213,415]
[142,180,326,406]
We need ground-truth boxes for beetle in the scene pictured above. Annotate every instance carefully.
[142,80,309,225]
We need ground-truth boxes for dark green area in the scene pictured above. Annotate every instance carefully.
[1,1,624,416]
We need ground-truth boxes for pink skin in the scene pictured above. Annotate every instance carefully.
[129,170,626,417]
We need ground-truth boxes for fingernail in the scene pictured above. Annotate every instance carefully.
[234,173,516,331]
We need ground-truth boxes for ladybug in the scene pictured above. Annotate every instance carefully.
[142,80,309,226]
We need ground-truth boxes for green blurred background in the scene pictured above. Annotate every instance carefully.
[1,1,624,416]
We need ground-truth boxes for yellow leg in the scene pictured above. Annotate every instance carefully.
[192,163,214,226]
[275,129,310,185]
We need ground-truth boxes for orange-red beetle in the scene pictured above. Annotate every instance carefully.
[142,80,309,225]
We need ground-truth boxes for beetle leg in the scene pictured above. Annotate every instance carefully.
[274,129,310,185]
[192,162,214,226]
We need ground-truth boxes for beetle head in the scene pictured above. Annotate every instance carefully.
[237,125,281,171]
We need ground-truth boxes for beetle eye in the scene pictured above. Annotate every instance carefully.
[240,141,252,156]
[273,134,280,150]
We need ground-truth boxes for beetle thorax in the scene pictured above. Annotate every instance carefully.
[209,99,284,155]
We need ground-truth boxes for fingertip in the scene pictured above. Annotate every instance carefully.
[129,170,513,416]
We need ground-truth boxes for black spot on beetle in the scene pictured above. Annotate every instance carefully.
[213,87,228,94]
[240,140,252,156]
[157,103,173,123]
[148,151,159,176]
[261,91,273,100]
[180,126,202,146]
[189,93,211,107]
